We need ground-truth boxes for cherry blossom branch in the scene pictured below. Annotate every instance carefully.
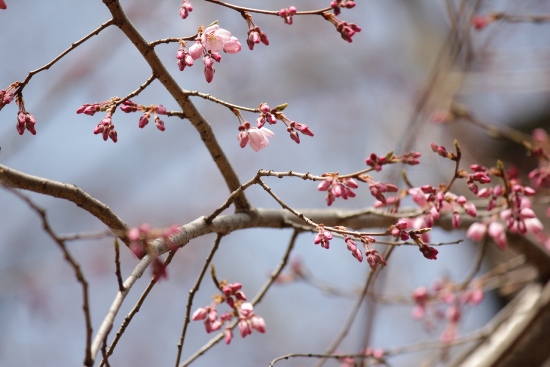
[204,0,331,16]
[5,188,94,366]
[91,253,153,361]
[270,353,386,367]
[0,164,129,242]
[451,104,532,145]
[57,230,113,241]
[184,90,258,112]
[102,0,250,211]
[179,229,298,366]
[149,35,197,47]
[16,18,115,92]
[174,233,224,367]
[118,74,157,105]
[98,250,177,366]
[315,247,395,367]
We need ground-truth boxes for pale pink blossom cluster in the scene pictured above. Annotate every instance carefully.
[238,121,275,152]
[127,224,180,280]
[119,100,168,131]
[412,279,483,342]
[178,24,242,83]
[192,283,265,344]
[528,128,550,188]
[236,103,313,151]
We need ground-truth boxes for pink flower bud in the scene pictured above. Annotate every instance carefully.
[139,114,149,128]
[204,66,215,83]
[155,116,166,131]
[466,222,486,242]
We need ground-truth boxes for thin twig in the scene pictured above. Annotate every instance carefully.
[314,246,395,367]
[174,234,224,367]
[18,19,115,91]
[99,250,177,366]
[6,187,94,366]
[114,239,125,292]
[179,230,299,367]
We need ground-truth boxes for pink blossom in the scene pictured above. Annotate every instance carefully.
[224,327,233,344]
[238,126,275,152]
[466,222,487,242]
[314,229,333,249]
[237,303,265,337]
[488,222,507,250]
[201,25,242,54]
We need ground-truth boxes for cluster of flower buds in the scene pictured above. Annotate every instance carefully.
[119,100,168,131]
[176,43,194,71]
[322,12,361,43]
[77,100,121,142]
[177,24,241,83]
[330,0,356,16]
[317,174,358,206]
[92,112,117,142]
[179,0,192,19]
[127,223,180,280]
[235,103,313,151]
[313,226,333,249]
[412,279,483,342]
[339,347,385,367]
[527,128,550,188]
[15,96,37,135]
[0,82,17,110]
[278,6,296,25]
[247,25,269,50]
[464,164,493,194]
[365,151,421,171]
[359,236,387,270]
[192,282,265,344]
[262,103,314,144]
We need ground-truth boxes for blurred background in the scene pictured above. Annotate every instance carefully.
[1,0,550,366]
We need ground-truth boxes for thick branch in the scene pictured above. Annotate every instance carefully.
[0,164,129,242]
